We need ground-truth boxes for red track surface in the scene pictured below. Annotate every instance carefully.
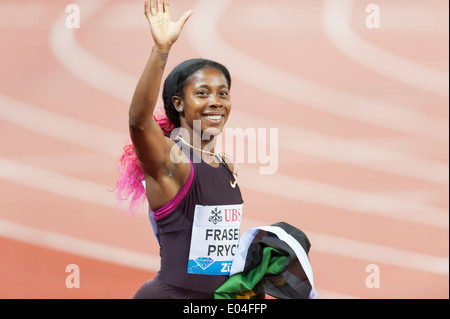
[0,0,448,298]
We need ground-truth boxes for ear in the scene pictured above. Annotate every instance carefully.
[172,96,184,114]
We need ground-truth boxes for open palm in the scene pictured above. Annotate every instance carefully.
[144,0,193,48]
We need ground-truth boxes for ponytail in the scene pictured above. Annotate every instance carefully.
[116,110,175,214]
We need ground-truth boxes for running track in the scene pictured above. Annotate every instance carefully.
[0,0,448,299]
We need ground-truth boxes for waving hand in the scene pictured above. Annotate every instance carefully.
[144,0,193,48]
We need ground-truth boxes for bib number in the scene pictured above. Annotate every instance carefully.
[187,204,243,275]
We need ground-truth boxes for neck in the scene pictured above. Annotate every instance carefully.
[176,134,217,155]
[178,125,218,153]
[175,131,239,177]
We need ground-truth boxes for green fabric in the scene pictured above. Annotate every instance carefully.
[214,247,288,299]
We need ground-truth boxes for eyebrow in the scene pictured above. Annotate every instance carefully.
[197,84,229,89]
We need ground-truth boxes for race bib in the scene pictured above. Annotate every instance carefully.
[187,204,243,275]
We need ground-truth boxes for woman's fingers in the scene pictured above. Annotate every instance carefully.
[147,0,170,16]
[156,0,164,13]
[177,10,194,28]
[144,0,151,17]
[147,0,157,16]
[164,0,170,14]
[144,0,192,46]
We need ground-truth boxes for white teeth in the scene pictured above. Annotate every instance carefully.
[204,115,222,120]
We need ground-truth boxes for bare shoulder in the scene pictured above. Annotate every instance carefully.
[145,137,192,211]
[164,136,190,170]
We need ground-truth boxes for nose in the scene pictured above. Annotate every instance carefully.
[209,94,224,108]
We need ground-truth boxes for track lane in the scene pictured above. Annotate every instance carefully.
[2,0,448,298]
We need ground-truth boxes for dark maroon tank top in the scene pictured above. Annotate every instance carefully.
[151,141,243,293]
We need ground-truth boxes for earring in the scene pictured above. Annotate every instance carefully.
[178,107,184,112]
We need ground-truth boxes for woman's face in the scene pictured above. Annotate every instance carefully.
[174,67,231,136]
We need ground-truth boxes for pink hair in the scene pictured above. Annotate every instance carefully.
[116,109,175,214]
[153,108,176,138]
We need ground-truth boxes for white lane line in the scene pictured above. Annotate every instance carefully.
[306,228,449,276]
[0,93,127,156]
[1,93,448,227]
[0,157,115,208]
[242,217,449,275]
[241,218,449,276]
[2,91,448,189]
[230,111,449,185]
[9,150,116,175]
[47,1,448,185]
[0,217,360,298]
[3,89,447,186]
[0,0,441,298]
[322,0,449,98]
[346,136,448,158]
[49,0,135,103]
[1,156,448,276]
[239,166,448,229]
[0,214,360,298]
[1,93,447,226]
[0,219,160,272]
[186,0,448,143]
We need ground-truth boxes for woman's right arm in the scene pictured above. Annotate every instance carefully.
[129,0,192,179]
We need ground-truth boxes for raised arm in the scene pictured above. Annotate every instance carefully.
[129,0,192,179]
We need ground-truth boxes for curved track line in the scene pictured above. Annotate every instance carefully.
[322,0,449,98]
[0,219,160,272]
[2,0,446,299]
[305,228,448,276]
[50,0,136,102]
[0,158,447,275]
[47,3,448,185]
[0,93,126,156]
[234,111,449,185]
[2,91,446,186]
[240,165,448,229]
[0,222,355,299]
[1,94,447,227]
[186,0,448,143]
[0,157,115,208]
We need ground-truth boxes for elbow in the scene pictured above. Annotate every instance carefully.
[128,114,142,131]
[129,109,151,132]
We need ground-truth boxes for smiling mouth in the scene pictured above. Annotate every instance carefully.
[203,114,224,122]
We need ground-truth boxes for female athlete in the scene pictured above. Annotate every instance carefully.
[117,0,242,299]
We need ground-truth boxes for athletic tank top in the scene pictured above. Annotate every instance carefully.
[149,141,243,293]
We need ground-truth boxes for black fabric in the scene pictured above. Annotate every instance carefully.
[156,142,243,293]
[250,223,313,299]
[216,222,314,299]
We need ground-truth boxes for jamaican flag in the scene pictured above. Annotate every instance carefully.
[214,222,317,299]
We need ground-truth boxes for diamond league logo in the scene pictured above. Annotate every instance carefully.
[208,207,222,225]
[195,257,214,270]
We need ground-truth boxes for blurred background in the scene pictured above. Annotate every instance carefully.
[0,0,448,298]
